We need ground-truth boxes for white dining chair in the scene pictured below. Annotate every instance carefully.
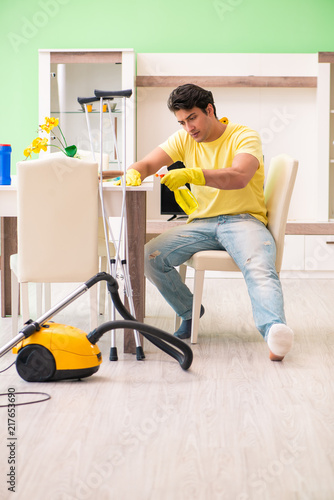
[10,154,100,336]
[175,154,299,343]
[76,150,116,316]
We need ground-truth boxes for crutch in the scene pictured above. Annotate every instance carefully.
[77,95,121,356]
[95,89,144,361]
[78,90,145,361]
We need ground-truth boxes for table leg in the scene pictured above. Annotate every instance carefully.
[1,217,17,317]
[123,191,146,353]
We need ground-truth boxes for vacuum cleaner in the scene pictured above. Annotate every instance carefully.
[0,272,193,382]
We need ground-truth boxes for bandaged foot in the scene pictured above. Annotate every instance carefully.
[267,324,294,361]
[174,305,205,340]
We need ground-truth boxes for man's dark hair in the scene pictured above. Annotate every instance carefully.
[167,84,217,118]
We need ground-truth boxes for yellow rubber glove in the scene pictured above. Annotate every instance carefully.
[111,169,141,186]
[125,168,142,186]
[161,168,205,191]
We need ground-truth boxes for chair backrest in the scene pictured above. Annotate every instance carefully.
[16,155,99,283]
[264,154,298,272]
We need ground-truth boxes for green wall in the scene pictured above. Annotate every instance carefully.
[1,0,334,167]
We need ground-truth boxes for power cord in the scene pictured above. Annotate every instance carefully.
[0,360,51,407]
[0,392,51,407]
[0,360,16,373]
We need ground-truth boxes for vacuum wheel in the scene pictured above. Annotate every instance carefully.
[16,344,56,382]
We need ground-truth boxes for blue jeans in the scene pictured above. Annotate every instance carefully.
[144,215,286,340]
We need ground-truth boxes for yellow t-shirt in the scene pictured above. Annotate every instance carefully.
[159,118,267,225]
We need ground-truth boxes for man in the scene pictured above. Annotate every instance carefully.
[125,84,293,361]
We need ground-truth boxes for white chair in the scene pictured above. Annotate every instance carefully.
[76,150,115,316]
[176,154,299,343]
[10,155,100,336]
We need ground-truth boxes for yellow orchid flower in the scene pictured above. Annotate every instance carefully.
[23,146,33,158]
[23,117,76,159]
[40,116,59,133]
[31,137,48,154]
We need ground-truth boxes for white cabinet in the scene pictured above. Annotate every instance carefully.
[38,49,136,168]
[281,234,334,274]
[317,52,334,222]
[281,235,305,271]
[305,235,334,271]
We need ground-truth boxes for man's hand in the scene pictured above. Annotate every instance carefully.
[125,168,142,186]
[161,168,206,191]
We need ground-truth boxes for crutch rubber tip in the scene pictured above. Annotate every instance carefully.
[136,346,145,360]
[109,347,118,361]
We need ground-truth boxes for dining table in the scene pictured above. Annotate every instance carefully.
[0,175,153,354]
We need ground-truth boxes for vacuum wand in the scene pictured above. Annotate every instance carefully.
[0,323,40,358]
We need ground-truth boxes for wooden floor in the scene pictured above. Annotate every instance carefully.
[1,276,334,500]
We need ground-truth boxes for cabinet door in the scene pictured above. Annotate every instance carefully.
[305,235,334,271]
[281,235,305,271]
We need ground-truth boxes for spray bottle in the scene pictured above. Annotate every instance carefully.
[156,165,198,215]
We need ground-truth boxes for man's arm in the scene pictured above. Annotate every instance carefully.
[203,153,259,190]
[129,147,174,181]
[161,153,260,192]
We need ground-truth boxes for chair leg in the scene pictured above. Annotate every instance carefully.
[34,283,51,319]
[44,283,51,313]
[21,283,30,324]
[179,263,187,282]
[36,283,43,318]
[174,264,187,331]
[11,270,19,337]
[191,269,205,344]
[89,286,98,331]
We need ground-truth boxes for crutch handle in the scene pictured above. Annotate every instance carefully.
[77,96,101,105]
[94,89,132,99]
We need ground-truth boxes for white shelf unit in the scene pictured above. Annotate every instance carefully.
[38,49,136,168]
[317,52,334,222]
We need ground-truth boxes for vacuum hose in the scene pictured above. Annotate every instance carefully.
[86,273,193,371]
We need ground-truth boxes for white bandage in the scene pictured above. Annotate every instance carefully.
[267,324,294,357]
